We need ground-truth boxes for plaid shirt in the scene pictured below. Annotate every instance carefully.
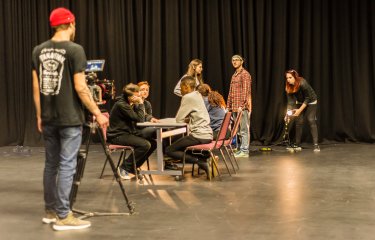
[227,68,252,112]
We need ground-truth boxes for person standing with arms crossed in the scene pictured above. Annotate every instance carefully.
[227,55,252,158]
[32,8,108,231]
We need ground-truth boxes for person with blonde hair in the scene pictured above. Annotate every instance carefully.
[174,59,203,97]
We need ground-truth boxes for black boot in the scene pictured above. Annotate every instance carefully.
[197,159,212,180]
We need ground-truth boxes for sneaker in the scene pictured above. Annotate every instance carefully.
[287,143,302,151]
[234,151,249,158]
[42,210,57,224]
[117,167,132,180]
[53,212,91,231]
[164,162,179,170]
[313,144,320,152]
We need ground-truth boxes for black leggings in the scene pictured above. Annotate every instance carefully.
[295,104,318,145]
[165,135,211,164]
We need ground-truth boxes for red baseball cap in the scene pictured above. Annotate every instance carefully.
[49,7,75,27]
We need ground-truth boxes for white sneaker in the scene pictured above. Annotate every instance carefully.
[117,167,132,180]
[234,151,249,158]
[313,144,321,152]
[286,144,302,152]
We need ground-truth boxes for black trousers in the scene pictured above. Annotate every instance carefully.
[165,135,211,164]
[108,132,157,170]
[295,104,319,145]
[138,126,157,139]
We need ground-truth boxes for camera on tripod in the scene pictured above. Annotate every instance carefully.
[85,60,115,105]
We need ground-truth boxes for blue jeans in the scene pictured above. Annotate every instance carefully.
[42,125,82,219]
[233,110,250,153]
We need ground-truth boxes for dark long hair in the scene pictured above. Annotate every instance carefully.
[285,69,302,94]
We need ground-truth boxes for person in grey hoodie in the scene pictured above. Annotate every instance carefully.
[166,76,213,178]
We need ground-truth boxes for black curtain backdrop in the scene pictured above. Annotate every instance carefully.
[0,0,374,146]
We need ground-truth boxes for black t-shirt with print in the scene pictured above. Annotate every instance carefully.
[32,40,87,126]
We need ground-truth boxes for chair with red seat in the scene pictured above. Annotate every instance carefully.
[98,113,140,181]
[223,109,243,170]
[181,111,232,180]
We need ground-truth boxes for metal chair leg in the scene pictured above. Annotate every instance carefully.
[209,151,222,181]
[228,145,240,170]
[219,148,232,176]
[222,146,237,174]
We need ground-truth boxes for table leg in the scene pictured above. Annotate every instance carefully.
[156,128,164,171]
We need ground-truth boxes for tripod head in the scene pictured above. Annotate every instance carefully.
[284,109,295,124]
[282,109,297,143]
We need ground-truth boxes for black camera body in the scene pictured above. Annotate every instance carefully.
[84,60,115,104]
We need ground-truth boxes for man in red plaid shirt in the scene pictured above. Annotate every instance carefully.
[227,55,252,157]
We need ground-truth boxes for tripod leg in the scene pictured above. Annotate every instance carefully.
[69,152,87,209]
[69,126,93,209]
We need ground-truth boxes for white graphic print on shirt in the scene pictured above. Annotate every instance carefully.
[39,48,66,95]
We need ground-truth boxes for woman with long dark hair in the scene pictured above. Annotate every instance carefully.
[285,69,320,152]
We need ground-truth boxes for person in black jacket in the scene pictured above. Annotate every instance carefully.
[137,81,159,122]
[107,83,157,179]
[285,69,320,152]
[137,81,159,139]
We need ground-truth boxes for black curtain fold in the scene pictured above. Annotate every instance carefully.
[0,0,374,146]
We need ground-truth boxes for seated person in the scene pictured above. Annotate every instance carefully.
[196,83,211,109]
[137,81,159,139]
[197,84,230,140]
[137,81,159,123]
[106,83,157,180]
[207,90,230,140]
[165,76,213,178]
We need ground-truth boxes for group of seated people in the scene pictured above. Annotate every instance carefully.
[106,77,229,180]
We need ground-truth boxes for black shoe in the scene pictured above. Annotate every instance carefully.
[164,157,181,163]
[286,143,302,151]
[197,159,212,180]
[164,162,179,170]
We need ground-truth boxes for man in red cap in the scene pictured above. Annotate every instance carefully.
[32,7,108,231]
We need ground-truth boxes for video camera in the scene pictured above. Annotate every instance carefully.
[85,60,115,104]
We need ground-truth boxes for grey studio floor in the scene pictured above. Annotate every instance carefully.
[0,143,374,240]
